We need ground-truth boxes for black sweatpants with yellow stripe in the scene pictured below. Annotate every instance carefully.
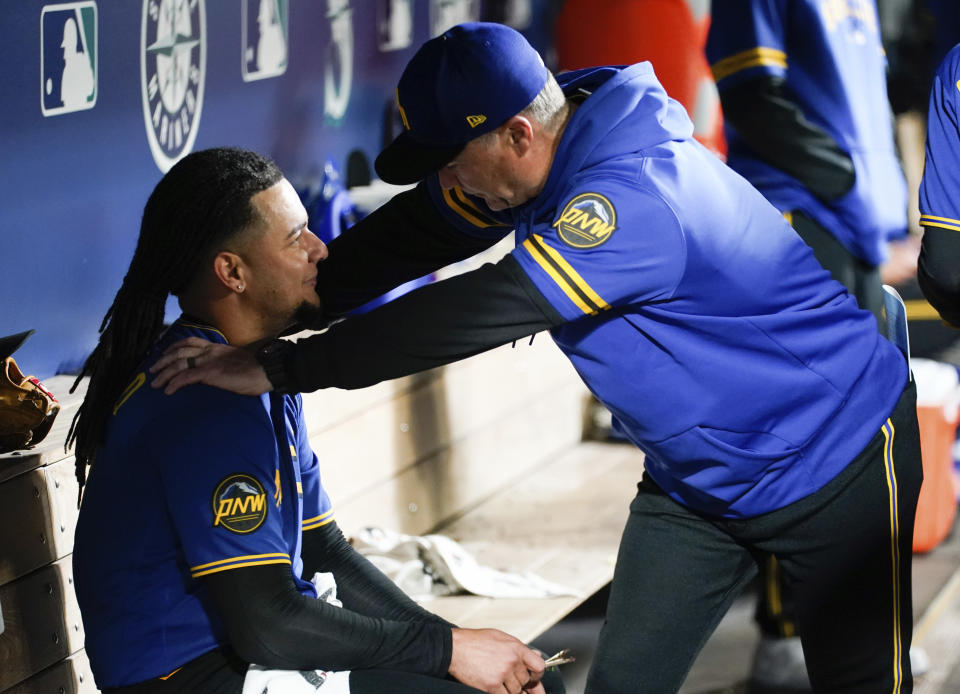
[754,211,887,640]
[585,381,922,694]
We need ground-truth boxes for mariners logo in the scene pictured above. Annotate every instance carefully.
[242,0,288,82]
[41,2,98,117]
[212,474,267,533]
[324,0,354,124]
[552,193,618,249]
[140,0,206,172]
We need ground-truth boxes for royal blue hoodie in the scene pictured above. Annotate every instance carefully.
[429,64,907,518]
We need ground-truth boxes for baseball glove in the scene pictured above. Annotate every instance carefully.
[0,332,60,453]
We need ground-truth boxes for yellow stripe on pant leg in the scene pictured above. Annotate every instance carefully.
[882,420,903,693]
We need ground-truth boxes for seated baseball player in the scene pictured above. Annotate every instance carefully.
[69,148,559,694]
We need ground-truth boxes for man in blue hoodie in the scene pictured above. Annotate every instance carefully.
[705,3,913,687]
[153,23,922,694]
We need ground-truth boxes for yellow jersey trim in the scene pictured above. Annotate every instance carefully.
[303,509,336,531]
[522,234,610,315]
[441,187,510,229]
[113,372,146,415]
[919,214,960,232]
[190,552,291,578]
[192,557,292,578]
[712,47,787,82]
[178,321,229,342]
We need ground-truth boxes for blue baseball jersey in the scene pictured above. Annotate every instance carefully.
[73,318,333,688]
[706,0,907,266]
[426,64,907,518]
[920,44,960,234]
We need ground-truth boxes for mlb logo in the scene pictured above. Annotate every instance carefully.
[41,1,97,116]
[242,0,288,81]
[377,0,413,52]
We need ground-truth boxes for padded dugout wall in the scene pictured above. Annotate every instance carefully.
[0,0,557,380]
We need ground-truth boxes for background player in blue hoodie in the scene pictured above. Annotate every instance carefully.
[69,148,557,694]
[706,0,908,322]
[919,43,960,328]
[153,24,922,694]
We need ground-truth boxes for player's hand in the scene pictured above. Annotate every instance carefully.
[881,235,921,286]
[448,628,546,694]
[149,337,273,396]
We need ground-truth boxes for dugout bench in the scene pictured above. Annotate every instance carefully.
[0,328,642,693]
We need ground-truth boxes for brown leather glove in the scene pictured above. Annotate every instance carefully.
[0,332,60,453]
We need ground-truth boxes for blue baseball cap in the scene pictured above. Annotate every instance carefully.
[374,22,550,185]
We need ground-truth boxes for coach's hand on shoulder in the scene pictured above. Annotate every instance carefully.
[150,337,272,396]
[449,627,547,694]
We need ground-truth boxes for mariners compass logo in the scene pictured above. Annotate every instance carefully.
[140,0,206,172]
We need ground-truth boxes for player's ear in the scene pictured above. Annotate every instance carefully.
[212,251,247,294]
[503,115,534,156]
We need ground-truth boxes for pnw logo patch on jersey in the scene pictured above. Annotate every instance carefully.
[41,2,98,117]
[140,0,206,172]
[212,473,267,533]
[552,193,618,249]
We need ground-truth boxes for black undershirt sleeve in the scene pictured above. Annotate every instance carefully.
[314,184,509,318]
[300,521,454,627]
[280,254,566,393]
[202,548,452,675]
[918,227,960,327]
[719,75,857,202]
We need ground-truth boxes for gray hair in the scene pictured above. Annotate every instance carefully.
[475,72,568,145]
[519,72,567,133]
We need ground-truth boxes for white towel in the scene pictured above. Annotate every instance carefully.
[242,667,350,694]
[352,527,580,600]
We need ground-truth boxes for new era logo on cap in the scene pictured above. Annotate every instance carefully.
[375,22,549,185]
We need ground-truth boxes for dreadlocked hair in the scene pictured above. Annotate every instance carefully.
[68,148,283,503]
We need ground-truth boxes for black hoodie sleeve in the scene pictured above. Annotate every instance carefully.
[918,227,960,327]
[718,74,857,202]
[260,253,566,393]
[314,183,510,319]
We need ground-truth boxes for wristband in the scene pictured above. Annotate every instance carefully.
[255,339,296,393]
